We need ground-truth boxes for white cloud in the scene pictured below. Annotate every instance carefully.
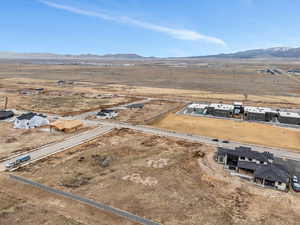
[39,0,226,45]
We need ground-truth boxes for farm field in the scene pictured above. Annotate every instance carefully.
[152,113,300,151]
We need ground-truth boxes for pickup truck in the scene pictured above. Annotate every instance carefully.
[5,155,31,169]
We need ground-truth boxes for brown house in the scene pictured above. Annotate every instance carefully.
[50,120,83,133]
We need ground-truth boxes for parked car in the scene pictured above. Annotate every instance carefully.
[292,182,300,192]
[291,175,300,192]
[212,138,219,142]
[292,175,298,183]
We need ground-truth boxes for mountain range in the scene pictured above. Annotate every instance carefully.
[1,47,300,59]
[200,47,300,59]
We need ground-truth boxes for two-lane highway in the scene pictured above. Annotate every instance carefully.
[0,125,114,171]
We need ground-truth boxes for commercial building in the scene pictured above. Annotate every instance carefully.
[207,104,234,118]
[233,102,243,115]
[185,103,208,114]
[244,106,277,122]
[278,112,300,125]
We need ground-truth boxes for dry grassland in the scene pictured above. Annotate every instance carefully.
[1,77,300,109]
[114,100,183,124]
[0,175,128,225]
[11,129,300,225]
[153,113,300,151]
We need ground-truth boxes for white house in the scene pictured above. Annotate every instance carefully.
[14,112,49,129]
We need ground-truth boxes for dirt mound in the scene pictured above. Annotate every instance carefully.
[60,173,92,188]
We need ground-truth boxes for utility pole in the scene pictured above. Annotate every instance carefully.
[4,96,8,110]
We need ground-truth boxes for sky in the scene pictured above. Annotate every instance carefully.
[1,0,300,57]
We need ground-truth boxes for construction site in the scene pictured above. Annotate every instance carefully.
[1,62,300,225]
[1,128,299,225]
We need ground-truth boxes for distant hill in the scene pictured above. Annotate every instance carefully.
[0,51,146,59]
[2,47,300,60]
[198,47,300,59]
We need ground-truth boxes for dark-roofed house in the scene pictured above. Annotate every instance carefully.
[127,103,144,109]
[254,164,290,191]
[96,109,118,119]
[0,110,14,120]
[217,147,274,170]
[217,146,289,191]
[14,112,49,129]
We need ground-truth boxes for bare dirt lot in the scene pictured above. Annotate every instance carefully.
[152,113,300,151]
[0,175,130,225]
[92,100,184,124]
[0,121,74,160]
[10,129,300,225]
[1,89,135,116]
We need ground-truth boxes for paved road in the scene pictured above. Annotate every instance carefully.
[98,120,300,161]
[10,175,162,225]
[0,126,114,171]
[3,118,300,171]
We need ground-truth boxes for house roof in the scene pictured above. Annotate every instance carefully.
[187,103,208,109]
[50,120,83,131]
[99,109,115,114]
[0,110,14,120]
[16,112,46,120]
[218,147,274,162]
[278,111,300,119]
[127,103,144,108]
[237,161,261,171]
[209,103,234,111]
[254,164,290,183]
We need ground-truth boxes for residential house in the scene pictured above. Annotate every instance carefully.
[127,103,144,109]
[97,109,118,119]
[217,147,290,191]
[0,110,14,120]
[50,120,83,133]
[14,112,49,129]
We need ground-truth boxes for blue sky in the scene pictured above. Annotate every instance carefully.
[1,0,300,57]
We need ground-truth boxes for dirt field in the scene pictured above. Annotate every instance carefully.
[0,121,75,160]
[1,76,300,110]
[152,113,300,151]
[1,90,135,116]
[93,100,183,124]
[0,175,130,225]
[9,129,300,225]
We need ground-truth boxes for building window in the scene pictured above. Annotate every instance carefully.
[218,156,224,163]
